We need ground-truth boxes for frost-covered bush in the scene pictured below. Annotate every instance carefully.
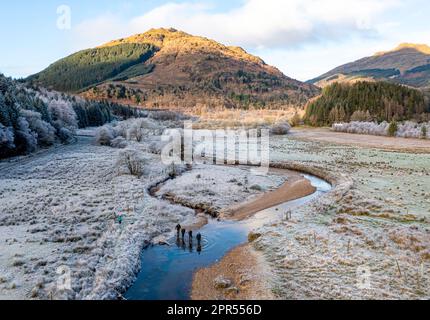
[333,122,389,136]
[332,121,430,139]
[0,124,15,150]
[20,109,56,146]
[116,149,146,177]
[127,118,160,142]
[112,121,129,139]
[270,122,291,135]
[47,99,78,132]
[110,136,127,149]
[96,118,162,147]
[95,125,116,146]
[15,117,37,153]
[396,121,430,139]
[148,140,165,155]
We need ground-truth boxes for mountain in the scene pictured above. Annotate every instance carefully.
[28,28,319,109]
[309,43,430,88]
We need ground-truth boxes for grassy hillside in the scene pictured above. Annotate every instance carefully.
[28,43,156,92]
[304,81,430,126]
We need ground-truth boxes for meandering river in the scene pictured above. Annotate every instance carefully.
[125,171,331,300]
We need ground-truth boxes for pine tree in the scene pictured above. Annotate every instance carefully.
[388,121,398,137]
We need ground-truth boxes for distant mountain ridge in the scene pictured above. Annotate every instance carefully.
[309,43,430,88]
[29,28,319,109]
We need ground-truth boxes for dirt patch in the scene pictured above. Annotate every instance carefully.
[290,127,430,153]
[191,244,276,300]
[221,175,316,220]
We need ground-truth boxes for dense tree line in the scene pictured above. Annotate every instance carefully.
[28,43,156,92]
[0,74,142,159]
[304,81,430,126]
[73,100,141,128]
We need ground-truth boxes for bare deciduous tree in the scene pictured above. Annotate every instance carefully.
[116,149,146,177]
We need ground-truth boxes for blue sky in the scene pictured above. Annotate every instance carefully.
[1,0,429,81]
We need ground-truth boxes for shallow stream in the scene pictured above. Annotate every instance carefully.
[125,173,331,300]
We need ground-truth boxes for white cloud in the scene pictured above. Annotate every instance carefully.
[71,13,127,50]
[72,0,400,50]
[70,0,406,79]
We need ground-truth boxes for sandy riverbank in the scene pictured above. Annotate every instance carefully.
[221,175,316,220]
[191,244,276,300]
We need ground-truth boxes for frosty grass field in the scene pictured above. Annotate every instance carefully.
[0,118,429,300]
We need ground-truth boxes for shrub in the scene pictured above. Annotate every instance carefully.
[95,125,116,146]
[15,117,37,153]
[290,113,302,127]
[47,99,78,132]
[21,109,56,146]
[148,141,164,155]
[112,121,129,139]
[396,121,422,139]
[0,124,15,153]
[270,122,291,135]
[57,128,74,144]
[248,232,262,242]
[422,125,428,139]
[117,149,146,177]
[127,118,160,142]
[110,136,127,149]
[250,184,263,191]
[388,121,398,137]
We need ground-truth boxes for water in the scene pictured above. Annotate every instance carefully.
[125,220,248,300]
[125,174,331,300]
